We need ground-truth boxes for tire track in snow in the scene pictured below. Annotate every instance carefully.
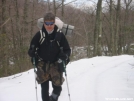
[94,56,134,101]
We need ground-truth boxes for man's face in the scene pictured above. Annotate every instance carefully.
[44,20,55,32]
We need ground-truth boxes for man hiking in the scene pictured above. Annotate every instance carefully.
[28,12,71,101]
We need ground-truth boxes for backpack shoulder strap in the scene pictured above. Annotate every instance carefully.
[55,29,62,47]
[39,29,62,46]
[39,30,45,45]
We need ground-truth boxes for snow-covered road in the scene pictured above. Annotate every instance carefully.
[0,55,134,101]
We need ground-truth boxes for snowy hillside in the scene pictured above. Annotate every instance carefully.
[0,55,134,101]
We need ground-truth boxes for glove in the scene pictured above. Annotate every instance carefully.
[58,52,68,61]
[31,56,38,66]
[28,49,36,57]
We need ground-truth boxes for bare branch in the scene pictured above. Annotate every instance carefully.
[56,0,78,9]
[124,0,132,7]
[0,18,10,28]
[64,0,78,6]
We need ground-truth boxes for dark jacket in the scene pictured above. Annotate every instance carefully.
[28,25,71,63]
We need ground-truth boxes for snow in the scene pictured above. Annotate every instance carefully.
[0,55,134,101]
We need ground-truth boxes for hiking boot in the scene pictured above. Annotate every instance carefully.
[49,92,59,101]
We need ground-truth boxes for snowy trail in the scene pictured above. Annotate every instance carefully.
[60,55,134,101]
[0,55,134,101]
[95,57,134,101]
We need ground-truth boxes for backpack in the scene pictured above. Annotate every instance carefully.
[37,17,75,36]
[38,17,74,46]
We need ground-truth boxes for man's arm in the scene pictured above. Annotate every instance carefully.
[28,32,40,57]
[59,33,71,59]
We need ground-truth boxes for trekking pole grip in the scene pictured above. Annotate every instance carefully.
[60,47,66,72]
[31,45,36,71]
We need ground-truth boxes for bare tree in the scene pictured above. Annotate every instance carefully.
[93,0,102,56]
[1,0,6,34]
[47,0,51,11]
[30,0,35,39]
[115,0,121,54]
[1,0,134,77]
[0,0,7,76]
[53,0,56,15]
[109,0,115,55]
[61,0,64,20]
[123,0,132,53]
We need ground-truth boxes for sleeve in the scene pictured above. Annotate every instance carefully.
[60,33,71,57]
[28,32,40,57]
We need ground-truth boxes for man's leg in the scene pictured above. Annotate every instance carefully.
[41,80,49,101]
[49,84,62,101]
[52,84,62,96]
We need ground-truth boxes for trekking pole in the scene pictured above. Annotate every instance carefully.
[32,45,38,101]
[60,47,71,101]
[63,61,71,101]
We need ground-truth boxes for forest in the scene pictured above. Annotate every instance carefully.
[0,0,134,77]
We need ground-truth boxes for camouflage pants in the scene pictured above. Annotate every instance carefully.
[36,61,64,86]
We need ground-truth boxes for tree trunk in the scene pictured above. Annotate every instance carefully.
[53,0,56,15]
[1,0,6,34]
[124,0,132,54]
[61,0,64,20]
[109,0,115,55]
[14,0,22,72]
[115,0,121,55]
[93,0,102,56]
[30,0,35,39]
[1,0,10,76]
[47,0,51,11]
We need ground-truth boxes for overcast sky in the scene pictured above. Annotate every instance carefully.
[64,0,98,7]
[44,0,98,6]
